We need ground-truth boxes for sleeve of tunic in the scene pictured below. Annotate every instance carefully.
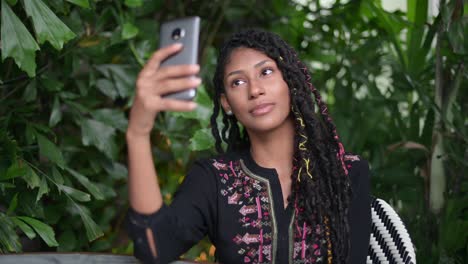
[347,157,372,264]
[125,160,217,264]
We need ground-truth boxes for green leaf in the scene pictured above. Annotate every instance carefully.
[102,161,128,180]
[95,79,118,99]
[447,19,466,54]
[362,1,407,69]
[59,91,80,100]
[52,167,64,185]
[33,123,53,134]
[7,193,18,214]
[80,118,117,159]
[124,0,143,8]
[16,216,58,247]
[406,0,428,74]
[66,100,90,114]
[189,128,215,151]
[65,0,89,8]
[0,213,21,252]
[1,0,40,77]
[73,203,103,241]
[36,176,49,202]
[22,79,37,102]
[92,108,128,132]
[6,0,17,5]
[18,190,45,218]
[0,182,16,189]
[37,134,65,169]
[25,125,37,145]
[11,217,36,240]
[49,96,62,127]
[95,64,137,98]
[57,230,76,252]
[122,22,139,39]
[171,85,213,127]
[58,184,91,202]
[1,162,27,181]
[65,168,104,200]
[23,0,76,50]
[23,163,40,189]
[40,76,64,92]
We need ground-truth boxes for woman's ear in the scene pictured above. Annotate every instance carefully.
[220,93,231,114]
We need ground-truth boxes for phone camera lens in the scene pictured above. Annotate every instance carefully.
[171,28,185,40]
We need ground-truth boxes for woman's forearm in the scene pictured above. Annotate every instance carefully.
[126,131,163,214]
[125,44,199,215]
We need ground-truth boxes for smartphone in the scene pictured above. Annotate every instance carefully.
[159,16,200,101]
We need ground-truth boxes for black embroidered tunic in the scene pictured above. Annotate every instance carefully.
[126,151,371,264]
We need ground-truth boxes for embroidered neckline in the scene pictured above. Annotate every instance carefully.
[240,159,278,264]
[288,209,296,263]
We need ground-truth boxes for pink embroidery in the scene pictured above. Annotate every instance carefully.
[258,229,263,262]
[212,158,324,263]
[301,222,307,259]
[229,161,238,177]
[255,196,262,219]
[239,233,260,244]
[239,205,257,216]
[344,154,360,161]
[229,192,242,204]
[212,160,228,170]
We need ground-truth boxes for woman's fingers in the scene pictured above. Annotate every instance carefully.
[157,77,201,95]
[140,43,183,76]
[137,75,201,97]
[140,95,197,112]
[134,45,201,113]
[157,64,199,79]
[161,99,198,112]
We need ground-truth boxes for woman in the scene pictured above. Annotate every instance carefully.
[126,29,371,264]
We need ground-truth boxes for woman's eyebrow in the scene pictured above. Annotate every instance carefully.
[254,59,271,68]
[226,59,272,78]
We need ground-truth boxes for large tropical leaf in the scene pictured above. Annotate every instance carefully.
[65,0,90,8]
[23,0,76,50]
[80,118,117,160]
[65,168,104,200]
[37,134,65,169]
[16,216,58,247]
[0,213,21,252]
[72,203,103,241]
[1,0,39,76]
[190,128,215,151]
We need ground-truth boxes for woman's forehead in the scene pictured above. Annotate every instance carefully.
[224,48,273,71]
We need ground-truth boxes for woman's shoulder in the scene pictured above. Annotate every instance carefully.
[195,152,242,168]
[193,151,243,170]
[343,152,370,193]
[178,153,242,192]
[344,153,369,174]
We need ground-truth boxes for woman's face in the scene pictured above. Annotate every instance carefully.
[221,47,292,134]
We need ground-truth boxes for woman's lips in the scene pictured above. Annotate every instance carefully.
[250,103,275,116]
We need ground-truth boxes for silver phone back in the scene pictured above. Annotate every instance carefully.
[159,17,200,100]
[159,17,200,67]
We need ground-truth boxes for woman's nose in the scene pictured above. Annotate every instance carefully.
[248,79,265,99]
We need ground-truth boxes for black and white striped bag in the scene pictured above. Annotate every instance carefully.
[367,197,417,264]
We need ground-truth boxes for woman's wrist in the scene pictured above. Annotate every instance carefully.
[126,127,152,143]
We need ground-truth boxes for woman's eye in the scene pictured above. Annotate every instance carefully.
[232,79,245,87]
[262,68,273,76]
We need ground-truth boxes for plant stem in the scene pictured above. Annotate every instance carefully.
[429,15,446,214]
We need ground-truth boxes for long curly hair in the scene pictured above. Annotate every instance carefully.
[210,29,352,262]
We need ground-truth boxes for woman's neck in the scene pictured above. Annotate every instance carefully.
[247,118,295,178]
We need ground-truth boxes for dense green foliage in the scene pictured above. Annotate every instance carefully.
[0,0,466,262]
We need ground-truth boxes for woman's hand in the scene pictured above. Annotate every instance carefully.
[127,43,201,138]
